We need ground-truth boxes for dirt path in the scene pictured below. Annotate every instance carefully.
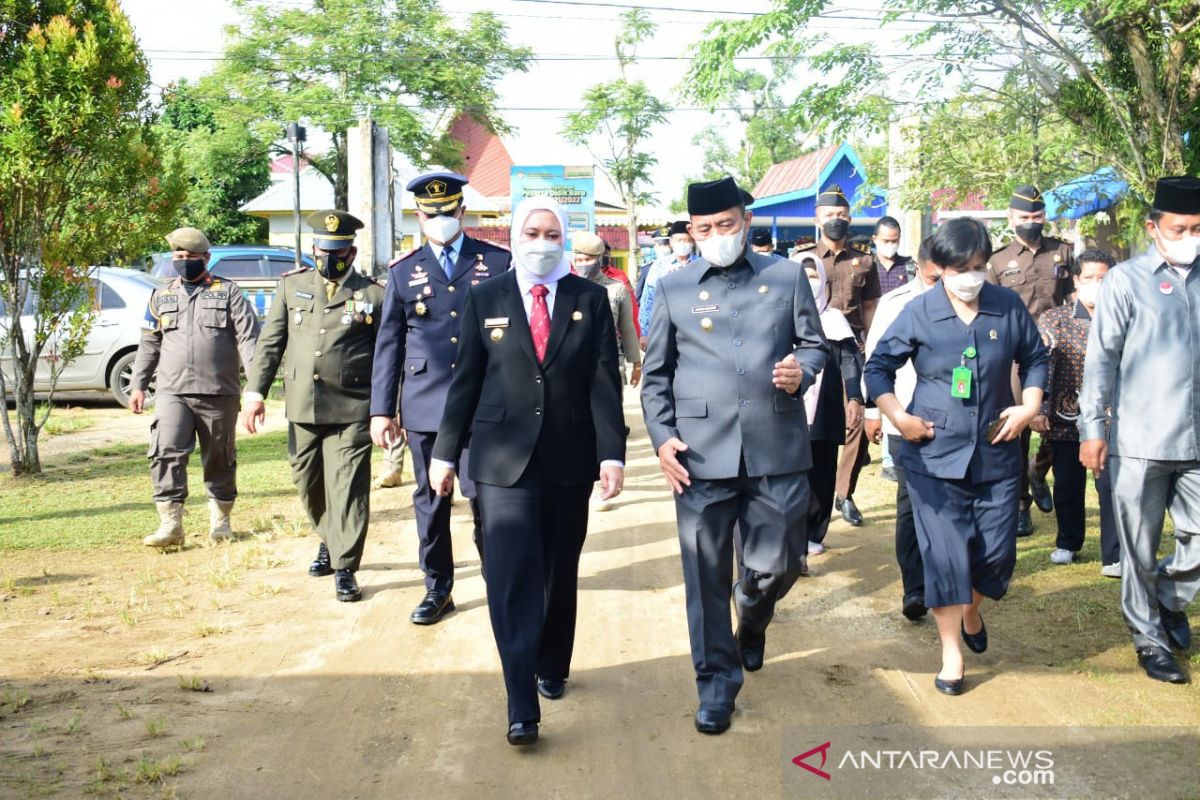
[2,391,1198,799]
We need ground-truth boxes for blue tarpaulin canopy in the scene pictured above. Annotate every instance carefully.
[1043,167,1129,221]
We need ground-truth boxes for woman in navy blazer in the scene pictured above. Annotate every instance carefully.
[865,218,1047,696]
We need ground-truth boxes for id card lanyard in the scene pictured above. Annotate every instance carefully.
[950,346,977,399]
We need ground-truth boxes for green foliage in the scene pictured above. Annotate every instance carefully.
[0,0,179,475]
[155,80,270,246]
[210,0,531,207]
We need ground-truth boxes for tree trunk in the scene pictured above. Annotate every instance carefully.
[334,130,349,211]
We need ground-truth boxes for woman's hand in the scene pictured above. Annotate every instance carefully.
[894,411,935,443]
[845,399,864,431]
[992,404,1039,444]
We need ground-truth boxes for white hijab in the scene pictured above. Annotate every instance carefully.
[510,195,571,286]
[791,252,855,424]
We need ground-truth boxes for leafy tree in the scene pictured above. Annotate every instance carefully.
[212,0,530,209]
[156,79,271,245]
[0,0,180,474]
[562,9,671,268]
[685,0,1200,223]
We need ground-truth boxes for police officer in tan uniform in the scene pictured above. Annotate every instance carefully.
[794,185,878,526]
[131,227,260,548]
[241,210,385,602]
[986,185,1073,536]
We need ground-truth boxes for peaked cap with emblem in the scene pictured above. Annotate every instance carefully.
[306,209,363,250]
[407,171,468,215]
[816,184,850,209]
[1009,184,1045,212]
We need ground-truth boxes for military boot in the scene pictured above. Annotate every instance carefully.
[209,499,234,542]
[143,501,185,548]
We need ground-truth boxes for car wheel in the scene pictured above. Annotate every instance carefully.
[109,351,152,408]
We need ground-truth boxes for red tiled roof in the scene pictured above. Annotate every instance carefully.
[270,154,310,174]
[751,144,841,199]
[449,115,514,199]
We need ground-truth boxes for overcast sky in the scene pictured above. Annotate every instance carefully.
[121,0,910,212]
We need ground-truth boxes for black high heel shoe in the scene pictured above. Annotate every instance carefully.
[961,615,988,654]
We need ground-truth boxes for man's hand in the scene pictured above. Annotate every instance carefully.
[370,415,400,448]
[1030,414,1050,434]
[894,411,935,443]
[846,399,864,431]
[1080,438,1108,477]
[639,336,648,351]
[657,437,691,495]
[241,400,266,434]
[629,364,642,387]
[430,461,456,497]
[772,353,804,395]
[599,464,624,500]
[865,417,883,444]
[129,389,146,415]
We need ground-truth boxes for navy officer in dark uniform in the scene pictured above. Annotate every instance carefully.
[371,171,512,624]
[865,218,1047,696]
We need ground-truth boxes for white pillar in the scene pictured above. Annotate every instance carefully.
[348,117,395,276]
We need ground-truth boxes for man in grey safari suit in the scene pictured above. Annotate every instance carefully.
[641,176,828,735]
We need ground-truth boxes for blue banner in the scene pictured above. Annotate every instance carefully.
[510,165,596,232]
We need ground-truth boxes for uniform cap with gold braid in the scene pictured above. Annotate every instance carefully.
[815,184,850,209]
[165,227,210,254]
[1009,184,1045,212]
[406,170,468,216]
[306,209,363,250]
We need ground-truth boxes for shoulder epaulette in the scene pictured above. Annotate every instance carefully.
[793,242,817,252]
[281,265,312,277]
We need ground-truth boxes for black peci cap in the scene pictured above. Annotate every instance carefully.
[1153,176,1200,215]
[687,176,744,216]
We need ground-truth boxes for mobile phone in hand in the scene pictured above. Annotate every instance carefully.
[986,418,1005,442]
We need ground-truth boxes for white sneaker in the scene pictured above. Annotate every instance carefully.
[1100,563,1122,578]
[1050,548,1077,565]
[807,541,826,556]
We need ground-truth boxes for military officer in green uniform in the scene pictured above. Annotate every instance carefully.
[240,210,385,602]
[131,226,261,548]
[986,185,1073,536]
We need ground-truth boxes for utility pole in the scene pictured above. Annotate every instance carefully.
[287,122,307,270]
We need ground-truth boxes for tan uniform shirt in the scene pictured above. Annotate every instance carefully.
[799,241,880,339]
[986,235,1073,320]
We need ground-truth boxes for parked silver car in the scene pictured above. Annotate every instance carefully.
[0,267,162,406]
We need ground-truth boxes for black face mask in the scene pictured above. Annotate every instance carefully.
[316,252,352,280]
[172,258,206,282]
[822,218,850,241]
[1016,222,1045,242]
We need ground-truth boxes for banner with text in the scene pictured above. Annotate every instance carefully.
[510,165,596,233]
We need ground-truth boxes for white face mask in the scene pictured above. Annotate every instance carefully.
[518,239,564,277]
[1155,226,1200,266]
[876,242,899,259]
[944,270,986,301]
[1076,282,1101,306]
[422,213,461,245]
[671,242,693,259]
[696,227,746,268]
[808,278,826,303]
[655,245,671,258]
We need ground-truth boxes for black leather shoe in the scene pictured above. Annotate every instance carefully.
[308,542,334,577]
[1137,646,1187,684]
[961,615,988,653]
[410,590,455,625]
[334,569,361,602]
[839,496,864,527]
[1029,468,1054,513]
[737,629,766,672]
[1160,604,1193,650]
[694,705,733,735]
[881,467,899,482]
[537,677,566,700]
[507,721,539,746]
[934,675,965,695]
[902,592,928,621]
[1016,510,1034,537]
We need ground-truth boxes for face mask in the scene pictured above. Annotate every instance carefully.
[1155,226,1200,266]
[822,218,850,241]
[671,242,693,258]
[422,213,461,245]
[519,239,564,277]
[172,258,206,282]
[574,260,600,279]
[316,252,351,280]
[944,270,986,302]
[875,242,899,259]
[696,227,746,268]
[1076,282,1101,306]
[655,245,671,258]
[1016,222,1045,242]
[808,278,826,303]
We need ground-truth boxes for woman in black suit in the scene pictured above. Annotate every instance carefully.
[429,196,626,746]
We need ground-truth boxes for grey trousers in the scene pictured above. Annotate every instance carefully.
[148,393,240,503]
[674,468,809,708]
[382,434,408,475]
[1110,456,1200,651]
[287,420,373,572]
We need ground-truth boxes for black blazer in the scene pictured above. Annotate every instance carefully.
[432,271,626,487]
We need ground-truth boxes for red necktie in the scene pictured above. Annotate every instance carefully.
[530,284,550,363]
